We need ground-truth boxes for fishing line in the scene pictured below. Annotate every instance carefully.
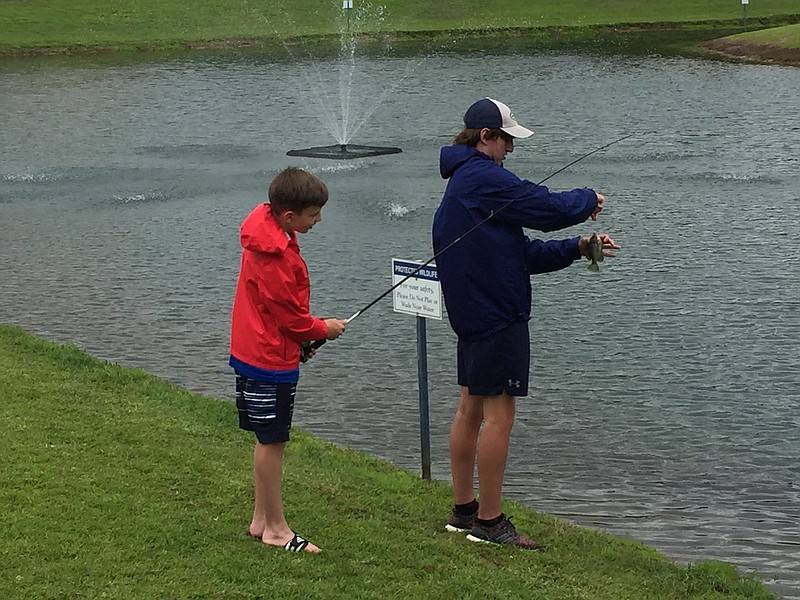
[311,132,634,349]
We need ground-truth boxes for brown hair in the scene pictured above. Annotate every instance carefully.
[268,167,329,214]
[453,128,510,147]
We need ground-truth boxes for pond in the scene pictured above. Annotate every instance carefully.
[1,46,798,598]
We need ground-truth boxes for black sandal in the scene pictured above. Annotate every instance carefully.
[283,533,310,552]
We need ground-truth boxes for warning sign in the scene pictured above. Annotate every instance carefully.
[391,259,442,320]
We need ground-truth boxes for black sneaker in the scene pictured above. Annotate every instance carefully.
[467,516,541,549]
[444,506,478,533]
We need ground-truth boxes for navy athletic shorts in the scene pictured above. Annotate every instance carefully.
[457,321,530,397]
[235,372,296,444]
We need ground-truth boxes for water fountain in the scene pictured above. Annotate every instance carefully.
[286,0,402,159]
[286,142,401,159]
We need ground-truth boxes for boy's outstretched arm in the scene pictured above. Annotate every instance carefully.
[525,233,620,274]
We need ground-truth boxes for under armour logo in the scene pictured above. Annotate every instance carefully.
[507,379,521,388]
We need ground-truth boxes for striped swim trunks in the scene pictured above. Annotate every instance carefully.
[235,372,297,444]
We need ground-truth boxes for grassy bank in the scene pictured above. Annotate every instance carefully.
[702,23,800,64]
[0,324,779,599]
[737,22,800,47]
[1,0,799,55]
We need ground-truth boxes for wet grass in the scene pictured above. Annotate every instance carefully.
[0,324,780,599]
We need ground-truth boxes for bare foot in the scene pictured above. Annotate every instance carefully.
[248,522,265,539]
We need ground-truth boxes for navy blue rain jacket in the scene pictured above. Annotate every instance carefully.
[432,144,597,342]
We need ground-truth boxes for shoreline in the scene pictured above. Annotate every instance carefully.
[1,20,799,67]
[0,323,784,599]
[701,38,800,65]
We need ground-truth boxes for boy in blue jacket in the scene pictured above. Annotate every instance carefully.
[432,97,619,548]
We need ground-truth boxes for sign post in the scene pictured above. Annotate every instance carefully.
[742,0,749,32]
[392,259,441,480]
[342,0,353,33]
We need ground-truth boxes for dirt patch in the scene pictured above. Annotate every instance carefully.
[702,38,800,67]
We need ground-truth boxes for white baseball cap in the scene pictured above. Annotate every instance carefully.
[463,97,534,139]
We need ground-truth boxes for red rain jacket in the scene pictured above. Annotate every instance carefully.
[229,203,328,376]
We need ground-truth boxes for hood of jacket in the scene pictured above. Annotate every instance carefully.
[440,144,486,180]
[239,203,291,255]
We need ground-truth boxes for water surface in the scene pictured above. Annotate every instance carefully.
[1,50,798,598]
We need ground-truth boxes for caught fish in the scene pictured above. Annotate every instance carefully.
[587,232,604,272]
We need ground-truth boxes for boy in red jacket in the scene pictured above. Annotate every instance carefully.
[230,167,346,553]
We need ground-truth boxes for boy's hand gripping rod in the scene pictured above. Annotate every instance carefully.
[311,133,633,349]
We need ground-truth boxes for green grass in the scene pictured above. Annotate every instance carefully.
[0,324,779,599]
[0,0,799,53]
[724,22,800,47]
[697,21,800,64]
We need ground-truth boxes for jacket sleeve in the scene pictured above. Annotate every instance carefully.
[487,168,597,232]
[525,236,582,274]
[254,261,329,343]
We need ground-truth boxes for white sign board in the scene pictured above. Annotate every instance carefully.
[342,0,353,8]
[392,259,442,320]
[742,0,748,4]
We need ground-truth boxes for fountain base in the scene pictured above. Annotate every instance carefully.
[287,144,402,160]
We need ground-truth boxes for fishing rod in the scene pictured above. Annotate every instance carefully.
[311,132,633,349]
